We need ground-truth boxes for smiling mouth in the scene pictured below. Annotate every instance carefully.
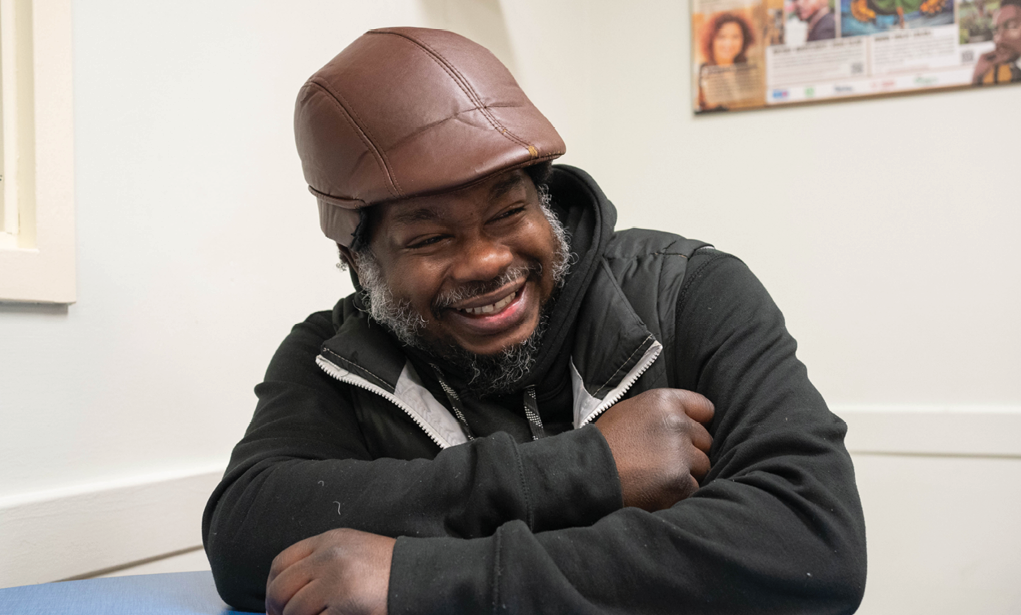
[456,291,518,316]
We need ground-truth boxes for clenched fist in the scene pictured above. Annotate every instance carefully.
[595,388,714,512]
[266,528,395,615]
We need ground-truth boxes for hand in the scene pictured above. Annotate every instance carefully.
[595,388,714,512]
[973,51,996,83]
[973,49,1014,83]
[266,528,395,615]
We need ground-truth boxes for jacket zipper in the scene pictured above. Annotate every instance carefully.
[319,338,661,444]
[316,355,450,449]
[579,340,662,427]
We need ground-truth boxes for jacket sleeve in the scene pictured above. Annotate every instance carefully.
[384,253,868,615]
[202,311,623,612]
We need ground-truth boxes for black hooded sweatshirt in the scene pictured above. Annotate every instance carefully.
[203,166,867,614]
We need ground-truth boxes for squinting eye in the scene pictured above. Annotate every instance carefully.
[408,236,444,249]
[495,207,526,221]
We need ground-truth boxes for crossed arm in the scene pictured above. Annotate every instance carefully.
[263,389,715,615]
[203,255,866,615]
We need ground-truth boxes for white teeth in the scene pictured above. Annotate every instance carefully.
[461,292,515,315]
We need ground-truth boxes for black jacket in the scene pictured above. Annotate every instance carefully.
[203,166,867,613]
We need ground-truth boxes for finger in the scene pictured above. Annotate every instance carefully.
[281,578,329,615]
[669,389,715,424]
[687,474,701,499]
[666,474,700,507]
[689,449,711,483]
[266,551,318,615]
[268,536,318,587]
[688,422,713,454]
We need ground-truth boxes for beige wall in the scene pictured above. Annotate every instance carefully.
[1,1,1018,612]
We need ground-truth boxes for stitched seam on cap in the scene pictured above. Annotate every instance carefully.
[372,30,536,155]
[384,105,491,152]
[307,81,403,199]
[432,51,533,151]
[375,32,509,137]
[308,185,364,208]
[325,85,405,197]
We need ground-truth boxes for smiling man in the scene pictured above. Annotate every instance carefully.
[351,169,571,395]
[203,27,866,615]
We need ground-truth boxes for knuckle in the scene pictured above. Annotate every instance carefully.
[671,388,698,404]
[322,544,347,562]
[675,388,714,412]
[660,410,687,431]
[647,388,675,409]
[326,527,351,539]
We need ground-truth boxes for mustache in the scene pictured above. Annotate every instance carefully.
[432,263,542,314]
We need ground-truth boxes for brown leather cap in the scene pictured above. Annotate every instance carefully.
[294,27,566,246]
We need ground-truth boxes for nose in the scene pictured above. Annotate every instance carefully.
[450,232,514,284]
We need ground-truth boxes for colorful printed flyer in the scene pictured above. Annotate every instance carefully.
[692,0,1021,112]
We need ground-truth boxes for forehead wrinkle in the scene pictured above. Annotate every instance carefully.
[385,171,529,230]
[388,206,443,228]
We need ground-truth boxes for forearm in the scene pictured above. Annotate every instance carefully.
[203,425,621,610]
[387,369,865,615]
[389,455,864,615]
[385,400,865,615]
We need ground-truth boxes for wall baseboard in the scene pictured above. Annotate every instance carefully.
[0,466,223,589]
[836,405,1021,458]
[65,545,207,581]
[91,546,210,580]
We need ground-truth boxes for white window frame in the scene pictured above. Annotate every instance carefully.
[0,0,74,304]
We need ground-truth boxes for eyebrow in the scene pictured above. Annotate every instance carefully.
[388,173,528,228]
[488,172,527,203]
[389,207,440,227]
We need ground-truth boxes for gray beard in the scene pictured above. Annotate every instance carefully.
[352,187,571,397]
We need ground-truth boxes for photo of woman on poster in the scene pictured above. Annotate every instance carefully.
[705,11,756,65]
[697,11,763,111]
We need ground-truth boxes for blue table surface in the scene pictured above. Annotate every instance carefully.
[0,571,259,615]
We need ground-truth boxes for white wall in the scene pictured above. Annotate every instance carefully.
[1,0,1019,612]
[0,0,421,585]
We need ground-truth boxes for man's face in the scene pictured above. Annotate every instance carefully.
[994,5,1021,61]
[357,169,566,359]
[794,0,824,20]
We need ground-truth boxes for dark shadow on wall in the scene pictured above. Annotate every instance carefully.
[0,302,70,316]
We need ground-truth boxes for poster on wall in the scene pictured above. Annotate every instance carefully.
[692,0,1021,112]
